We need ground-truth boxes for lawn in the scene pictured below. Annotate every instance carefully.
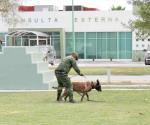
[0,90,150,125]
[50,67,150,75]
[76,67,150,75]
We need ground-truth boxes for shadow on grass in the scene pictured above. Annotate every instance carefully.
[87,99,106,103]
[49,99,106,104]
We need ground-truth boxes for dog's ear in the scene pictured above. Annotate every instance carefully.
[97,79,102,92]
[97,79,100,84]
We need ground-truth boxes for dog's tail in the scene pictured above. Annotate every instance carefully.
[52,86,58,89]
[52,86,64,90]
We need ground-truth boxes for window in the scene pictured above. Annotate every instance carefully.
[65,32,132,59]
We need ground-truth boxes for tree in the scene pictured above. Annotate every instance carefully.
[111,5,125,11]
[129,0,150,39]
[0,0,20,26]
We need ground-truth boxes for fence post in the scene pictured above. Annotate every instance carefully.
[107,68,111,84]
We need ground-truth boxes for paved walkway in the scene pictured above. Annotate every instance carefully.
[53,59,148,67]
[51,60,150,89]
[51,60,150,83]
[70,75,150,84]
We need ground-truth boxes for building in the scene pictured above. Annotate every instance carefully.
[63,5,99,11]
[0,5,149,61]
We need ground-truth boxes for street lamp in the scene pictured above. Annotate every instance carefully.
[72,0,75,52]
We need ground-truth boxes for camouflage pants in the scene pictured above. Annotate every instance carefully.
[55,71,73,101]
[0,45,2,52]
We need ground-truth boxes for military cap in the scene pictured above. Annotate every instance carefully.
[71,52,78,60]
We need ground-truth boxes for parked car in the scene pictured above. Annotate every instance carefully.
[144,51,150,65]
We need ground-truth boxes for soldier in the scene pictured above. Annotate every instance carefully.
[0,39,2,52]
[43,47,56,65]
[55,52,84,103]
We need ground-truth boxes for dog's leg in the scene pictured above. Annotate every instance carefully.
[77,92,82,96]
[85,93,89,101]
[81,93,86,101]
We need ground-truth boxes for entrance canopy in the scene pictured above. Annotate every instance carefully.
[6,30,50,46]
[8,30,49,37]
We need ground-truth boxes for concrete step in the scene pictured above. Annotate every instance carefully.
[26,47,41,54]
[25,46,48,54]
[46,79,58,89]
[30,53,45,63]
[25,46,57,88]
[37,62,49,73]
[42,70,55,83]
[0,47,49,90]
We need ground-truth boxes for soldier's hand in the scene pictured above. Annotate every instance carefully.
[80,73,84,76]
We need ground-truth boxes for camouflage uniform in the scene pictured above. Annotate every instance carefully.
[55,55,81,102]
[43,48,56,65]
[0,40,2,52]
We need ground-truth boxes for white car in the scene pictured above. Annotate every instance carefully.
[144,51,150,65]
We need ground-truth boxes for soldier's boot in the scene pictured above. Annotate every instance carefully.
[57,89,62,101]
[68,89,76,103]
[69,94,76,103]
[69,99,76,103]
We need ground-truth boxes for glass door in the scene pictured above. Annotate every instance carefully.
[29,39,37,46]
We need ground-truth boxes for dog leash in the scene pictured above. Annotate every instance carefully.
[70,75,90,83]
[82,75,87,79]
[82,75,89,80]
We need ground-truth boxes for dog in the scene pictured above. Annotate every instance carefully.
[61,79,102,101]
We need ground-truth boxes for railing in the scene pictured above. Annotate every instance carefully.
[104,65,149,84]
[76,61,150,89]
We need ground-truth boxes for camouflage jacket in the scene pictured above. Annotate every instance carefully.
[55,56,81,75]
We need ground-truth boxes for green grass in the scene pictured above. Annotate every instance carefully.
[50,67,150,75]
[0,91,150,125]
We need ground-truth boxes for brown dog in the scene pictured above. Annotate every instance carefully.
[61,79,102,101]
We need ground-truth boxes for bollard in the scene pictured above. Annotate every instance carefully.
[107,68,111,84]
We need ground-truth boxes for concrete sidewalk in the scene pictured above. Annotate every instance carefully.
[51,60,150,89]
[51,60,150,83]
[53,59,148,67]
[70,75,150,84]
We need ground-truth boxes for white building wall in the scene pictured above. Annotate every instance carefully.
[132,30,150,51]
[2,10,150,51]
[0,15,8,32]
[0,11,133,32]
